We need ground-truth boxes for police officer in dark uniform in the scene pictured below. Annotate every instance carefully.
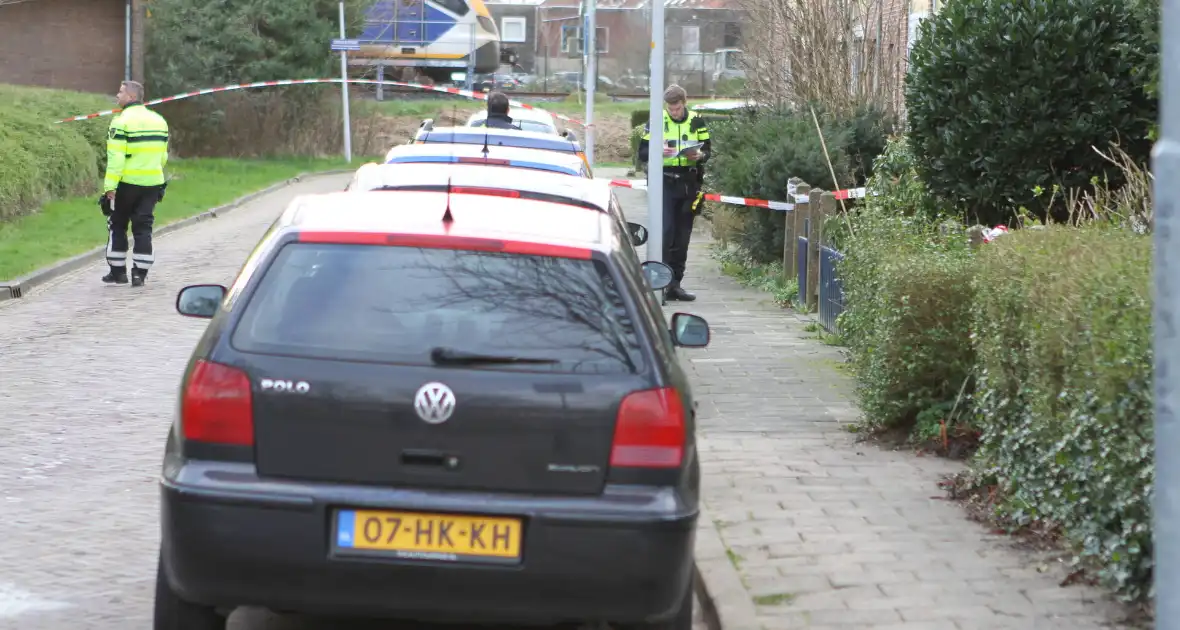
[637,84,710,301]
[484,91,518,130]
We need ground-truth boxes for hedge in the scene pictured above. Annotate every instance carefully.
[971,227,1152,600]
[706,106,893,263]
[905,0,1156,225]
[0,84,112,221]
[838,207,976,441]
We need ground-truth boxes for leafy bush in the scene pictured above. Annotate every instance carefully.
[970,227,1152,600]
[707,107,847,262]
[838,206,977,437]
[0,84,112,220]
[906,0,1157,225]
[630,109,649,129]
[144,0,377,157]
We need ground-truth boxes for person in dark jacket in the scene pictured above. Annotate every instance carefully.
[484,91,518,130]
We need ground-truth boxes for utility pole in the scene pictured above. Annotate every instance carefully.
[338,1,353,163]
[585,0,597,166]
[1155,0,1179,622]
[646,0,665,263]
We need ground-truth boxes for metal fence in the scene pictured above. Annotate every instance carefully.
[818,246,846,334]
[796,236,808,306]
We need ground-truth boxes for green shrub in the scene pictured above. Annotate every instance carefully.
[838,207,977,436]
[706,107,851,263]
[0,84,111,220]
[970,227,1152,600]
[906,0,1157,225]
[630,109,649,129]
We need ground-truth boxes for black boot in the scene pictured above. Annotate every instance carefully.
[131,269,148,287]
[665,281,697,302]
[102,266,128,284]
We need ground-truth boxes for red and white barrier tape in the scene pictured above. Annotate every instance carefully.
[53,78,586,127]
[607,179,871,211]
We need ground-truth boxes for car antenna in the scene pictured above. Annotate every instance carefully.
[442,176,454,225]
[481,129,490,156]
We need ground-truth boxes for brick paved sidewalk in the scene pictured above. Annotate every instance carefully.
[607,178,1133,630]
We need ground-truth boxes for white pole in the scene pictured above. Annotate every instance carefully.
[646,0,664,263]
[124,0,132,81]
[585,0,596,166]
[339,1,353,164]
[1155,0,1180,621]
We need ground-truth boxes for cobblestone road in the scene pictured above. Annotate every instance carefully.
[0,172,705,630]
[609,174,1134,630]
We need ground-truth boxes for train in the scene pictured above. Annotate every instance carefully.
[355,0,503,82]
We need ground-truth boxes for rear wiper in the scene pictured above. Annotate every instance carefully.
[430,347,560,365]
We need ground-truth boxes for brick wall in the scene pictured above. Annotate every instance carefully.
[0,0,143,94]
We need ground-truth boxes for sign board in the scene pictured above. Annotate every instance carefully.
[331,39,362,51]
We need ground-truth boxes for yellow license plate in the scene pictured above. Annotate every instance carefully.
[334,509,523,561]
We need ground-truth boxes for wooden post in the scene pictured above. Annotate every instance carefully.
[805,189,829,310]
[782,177,803,280]
[789,182,810,280]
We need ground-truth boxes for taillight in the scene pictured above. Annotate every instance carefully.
[610,388,685,468]
[181,360,254,446]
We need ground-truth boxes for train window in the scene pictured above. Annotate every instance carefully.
[432,0,470,16]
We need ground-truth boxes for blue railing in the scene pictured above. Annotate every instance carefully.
[796,236,808,306]
[818,246,845,334]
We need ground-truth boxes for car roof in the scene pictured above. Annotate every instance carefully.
[278,191,615,252]
[349,162,612,210]
[417,126,581,152]
[383,142,586,175]
[467,107,557,126]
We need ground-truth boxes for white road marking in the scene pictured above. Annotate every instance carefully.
[0,583,70,619]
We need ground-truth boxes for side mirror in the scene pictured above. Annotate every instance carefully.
[627,222,649,246]
[641,261,674,290]
[176,284,227,319]
[419,118,434,130]
[670,313,710,348]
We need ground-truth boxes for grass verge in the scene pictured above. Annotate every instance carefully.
[0,157,358,281]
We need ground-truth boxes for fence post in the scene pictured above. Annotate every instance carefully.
[783,177,803,280]
[790,182,810,280]
[805,189,826,310]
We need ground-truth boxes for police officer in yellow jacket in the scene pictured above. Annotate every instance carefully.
[637,84,709,302]
[102,80,169,287]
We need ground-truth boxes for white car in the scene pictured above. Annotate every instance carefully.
[382,142,591,179]
[466,107,561,136]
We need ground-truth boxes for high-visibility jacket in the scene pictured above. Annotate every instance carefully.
[642,110,710,168]
[104,103,169,191]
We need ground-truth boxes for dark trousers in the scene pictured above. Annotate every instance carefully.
[662,179,698,284]
[106,182,161,276]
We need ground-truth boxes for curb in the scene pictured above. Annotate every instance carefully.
[695,505,762,630]
[0,169,353,303]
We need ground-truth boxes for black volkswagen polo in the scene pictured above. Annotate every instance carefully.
[156,189,711,630]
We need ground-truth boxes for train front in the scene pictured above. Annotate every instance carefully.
[356,0,501,82]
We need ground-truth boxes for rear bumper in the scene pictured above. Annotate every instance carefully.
[160,460,698,625]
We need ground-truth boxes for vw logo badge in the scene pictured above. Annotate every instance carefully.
[414,382,456,424]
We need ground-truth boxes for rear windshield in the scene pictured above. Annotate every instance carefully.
[231,243,644,374]
[470,119,556,134]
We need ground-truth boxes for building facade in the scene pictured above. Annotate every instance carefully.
[484,0,541,72]
[0,0,146,94]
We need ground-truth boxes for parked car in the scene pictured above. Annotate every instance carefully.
[466,106,561,136]
[157,187,711,630]
[383,142,591,178]
[346,161,645,260]
[411,123,590,175]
